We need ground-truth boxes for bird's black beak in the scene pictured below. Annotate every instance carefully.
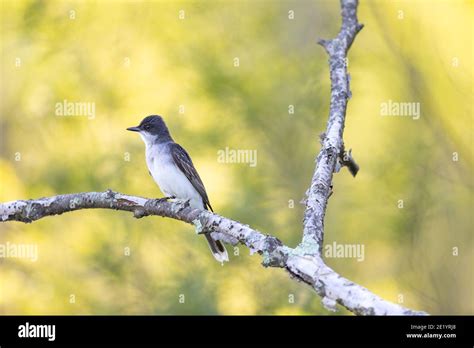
[126,126,141,132]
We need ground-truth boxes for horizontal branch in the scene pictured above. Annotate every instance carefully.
[0,190,426,315]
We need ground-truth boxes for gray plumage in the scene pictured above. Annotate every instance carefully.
[127,115,229,263]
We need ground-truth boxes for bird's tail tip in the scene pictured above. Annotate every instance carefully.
[205,234,229,264]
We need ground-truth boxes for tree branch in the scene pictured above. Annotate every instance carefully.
[0,190,426,315]
[0,0,427,315]
[302,0,364,254]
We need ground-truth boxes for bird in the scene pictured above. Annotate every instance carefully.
[127,115,229,263]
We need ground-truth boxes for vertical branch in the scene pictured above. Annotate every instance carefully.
[302,0,363,254]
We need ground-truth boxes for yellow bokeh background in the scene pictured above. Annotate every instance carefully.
[0,0,472,314]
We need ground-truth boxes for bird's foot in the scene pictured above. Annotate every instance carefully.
[155,196,176,203]
[172,198,191,213]
[174,198,191,206]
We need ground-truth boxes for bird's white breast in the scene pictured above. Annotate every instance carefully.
[145,143,204,209]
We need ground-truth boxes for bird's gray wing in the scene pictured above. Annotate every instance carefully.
[169,142,213,211]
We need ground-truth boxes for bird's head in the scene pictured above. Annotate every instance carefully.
[127,115,172,144]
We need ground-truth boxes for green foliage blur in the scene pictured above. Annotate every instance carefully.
[0,0,472,315]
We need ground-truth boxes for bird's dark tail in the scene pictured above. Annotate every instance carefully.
[202,201,228,263]
[204,233,229,263]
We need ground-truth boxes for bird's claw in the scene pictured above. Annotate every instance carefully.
[155,196,176,203]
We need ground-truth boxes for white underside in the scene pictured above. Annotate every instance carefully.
[144,141,204,210]
[140,134,228,263]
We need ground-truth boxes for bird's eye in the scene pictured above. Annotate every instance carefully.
[144,125,151,131]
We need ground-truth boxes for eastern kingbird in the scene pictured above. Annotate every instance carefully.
[127,115,229,263]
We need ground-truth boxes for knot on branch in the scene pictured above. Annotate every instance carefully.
[133,207,148,219]
[24,202,45,222]
[105,189,116,199]
[261,236,287,268]
[338,148,359,177]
